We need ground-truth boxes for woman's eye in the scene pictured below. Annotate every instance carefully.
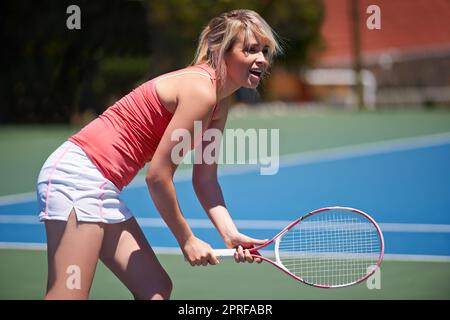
[245,46,270,57]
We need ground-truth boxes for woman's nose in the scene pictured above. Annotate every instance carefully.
[255,51,268,65]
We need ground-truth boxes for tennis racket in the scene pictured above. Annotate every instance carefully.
[213,206,384,288]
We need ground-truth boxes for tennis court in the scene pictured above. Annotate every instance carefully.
[1,108,450,299]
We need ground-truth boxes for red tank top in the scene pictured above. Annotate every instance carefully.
[69,63,216,190]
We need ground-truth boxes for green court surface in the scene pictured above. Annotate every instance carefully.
[0,249,449,300]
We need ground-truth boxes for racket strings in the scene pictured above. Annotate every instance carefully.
[278,212,381,287]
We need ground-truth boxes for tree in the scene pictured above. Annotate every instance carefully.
[1,0,149,124]
[0,0,323,124]
[146,0,324,76]
[145,0,323,103]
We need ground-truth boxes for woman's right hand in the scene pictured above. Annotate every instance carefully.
[181,236,220,266]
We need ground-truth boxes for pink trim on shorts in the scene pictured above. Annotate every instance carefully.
[98,181,108,219]
[44,144,73,216]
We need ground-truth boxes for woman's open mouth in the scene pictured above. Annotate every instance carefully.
[249,69,263,80]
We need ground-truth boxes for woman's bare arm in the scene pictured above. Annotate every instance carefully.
[146,75,218,266]
[192,98,266,261]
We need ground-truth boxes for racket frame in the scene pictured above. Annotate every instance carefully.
[214,206,385,289]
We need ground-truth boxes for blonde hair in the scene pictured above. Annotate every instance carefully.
[192,9,282,88]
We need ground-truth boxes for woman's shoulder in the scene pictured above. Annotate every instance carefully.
[155,63,215,86]
[177,72,217,104]
[188,63,216,81]
[173,64,217,100]
[152,64,217,109]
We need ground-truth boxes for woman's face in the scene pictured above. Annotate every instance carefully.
[224,31,270,89]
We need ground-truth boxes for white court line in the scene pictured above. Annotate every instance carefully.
[0,242,47,250]
[127,131,450,188]
[278,131,450,170]
[0,192,36,206]
[383,254,450,262]
[1,215,450,233]
[0,242,449,262]
[1,131,450,204]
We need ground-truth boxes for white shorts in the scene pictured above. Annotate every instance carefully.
[37,141,133,224]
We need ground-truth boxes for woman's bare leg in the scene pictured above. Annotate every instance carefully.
[99,217,172,300]
[44,209,104,299]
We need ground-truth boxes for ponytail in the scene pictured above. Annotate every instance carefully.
[193,25,211,65]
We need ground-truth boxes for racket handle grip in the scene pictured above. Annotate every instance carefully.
[213,249,236,258]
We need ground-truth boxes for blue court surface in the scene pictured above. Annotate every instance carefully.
[1,133,450,261]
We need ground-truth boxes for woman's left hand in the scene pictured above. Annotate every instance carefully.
[223,233,268,263]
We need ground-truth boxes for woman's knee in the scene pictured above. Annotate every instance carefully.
[133,272,173,300]
[45,290,89,300]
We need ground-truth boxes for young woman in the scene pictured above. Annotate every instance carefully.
[37,9,281,300]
